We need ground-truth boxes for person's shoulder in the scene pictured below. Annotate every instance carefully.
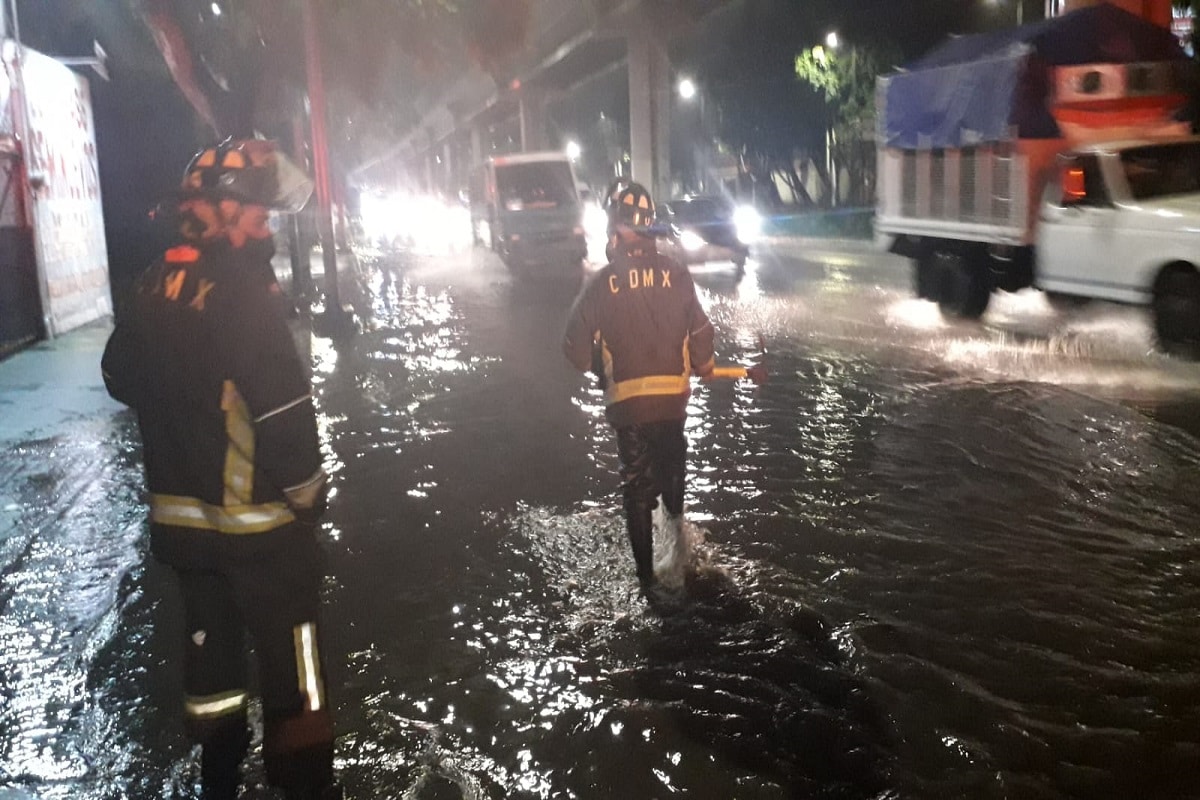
[131,255,169,295]
[582,262,617,289]
[655,249,684,268]
[653,251,690,279]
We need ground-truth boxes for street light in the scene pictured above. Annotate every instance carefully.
[677,77,706,192]
[565,140,581,161]
[820,33,840,205]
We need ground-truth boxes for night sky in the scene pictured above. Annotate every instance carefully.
[6,0,1054,292]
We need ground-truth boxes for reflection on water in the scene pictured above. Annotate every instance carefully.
[0,418,178,798]
[4,243,1200,798]
[338,502,894,799]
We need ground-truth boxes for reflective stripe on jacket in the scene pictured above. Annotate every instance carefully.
[102,240,324,543]
[150,494,296,534]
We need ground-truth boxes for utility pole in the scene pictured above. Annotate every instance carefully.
[302,0,354,336]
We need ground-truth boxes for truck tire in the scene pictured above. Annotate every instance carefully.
[936,251,991,319]
[1153,267,1200,359]
[914,252,937,300]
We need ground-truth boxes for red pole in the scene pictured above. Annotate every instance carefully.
[302,0,342,314]
[1146,0,1173,29]
[1054,0,1172,27]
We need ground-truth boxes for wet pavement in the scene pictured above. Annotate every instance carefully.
[2,237,1200,799]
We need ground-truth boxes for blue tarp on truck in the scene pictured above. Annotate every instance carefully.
[880,3,1189,149]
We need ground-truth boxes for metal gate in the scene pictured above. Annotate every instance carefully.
[0,144,41,358]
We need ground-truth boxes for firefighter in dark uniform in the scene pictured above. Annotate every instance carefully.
[562,183,716,589]
[101,138,340,799]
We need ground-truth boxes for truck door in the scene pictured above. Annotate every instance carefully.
[1037,154,1122,299]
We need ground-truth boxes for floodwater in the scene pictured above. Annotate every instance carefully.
[2,236,1200,799]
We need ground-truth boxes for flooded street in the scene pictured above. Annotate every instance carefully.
[3,238,1200,799]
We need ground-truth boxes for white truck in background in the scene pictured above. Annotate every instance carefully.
[875,4,1200,356]
[467,151,587,272]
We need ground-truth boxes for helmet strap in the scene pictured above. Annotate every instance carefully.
[178,197,224,241]
[218,198,243,225]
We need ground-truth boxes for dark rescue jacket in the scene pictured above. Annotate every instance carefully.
[563,241,715,428]
[102,240,324,567]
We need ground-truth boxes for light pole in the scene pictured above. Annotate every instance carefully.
[817,33,839,206]
[677,77,706,193]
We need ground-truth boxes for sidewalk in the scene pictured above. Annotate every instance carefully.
[0,319,123,449]
[758,233,887,258]
[0,245,365,447]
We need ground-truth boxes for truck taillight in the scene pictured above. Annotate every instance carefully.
[1064,167,1087,200]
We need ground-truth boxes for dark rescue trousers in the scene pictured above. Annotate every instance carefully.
[616,419,687,585]
[174,522,335,799]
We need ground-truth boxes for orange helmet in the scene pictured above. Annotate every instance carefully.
[181,138,313,213]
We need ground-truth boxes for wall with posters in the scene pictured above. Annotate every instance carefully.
[0,40,38,356]
[18,44,111,337]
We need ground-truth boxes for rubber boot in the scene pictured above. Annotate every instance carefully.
[270,736,337,800]
[199,721,250,800]
[626,503,655,587]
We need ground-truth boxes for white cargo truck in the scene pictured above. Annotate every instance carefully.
[875,4,1200,356]
[467,151,587,272]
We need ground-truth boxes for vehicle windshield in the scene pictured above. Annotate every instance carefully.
[1119,141,1200,200]
[496,162,578,210]
[666,197,732,223]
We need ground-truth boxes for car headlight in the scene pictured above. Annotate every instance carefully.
[584,205,608,239]
[680,229,706,251]
[734,205,762,243]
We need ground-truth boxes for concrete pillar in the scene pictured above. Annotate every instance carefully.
[518,89,549,151]
[627,30,672,203]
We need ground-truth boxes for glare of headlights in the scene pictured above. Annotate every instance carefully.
[734,204,762,243]
[584,204,608,240]
[680,229,706,251]
[361,191,405,247]
[360,192,473,253]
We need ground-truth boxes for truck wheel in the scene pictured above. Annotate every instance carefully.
[1153,268,1200,359]
[936,252,990,319]
[914,253,937,300]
